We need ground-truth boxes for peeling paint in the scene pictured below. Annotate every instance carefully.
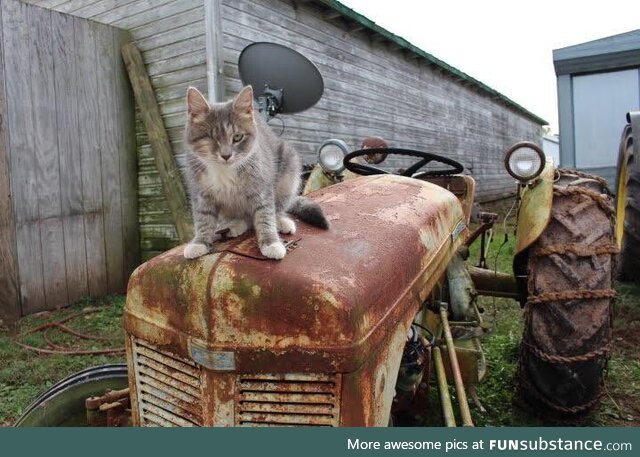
[124,174,471,426]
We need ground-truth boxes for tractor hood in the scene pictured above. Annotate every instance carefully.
[125,175,466,373]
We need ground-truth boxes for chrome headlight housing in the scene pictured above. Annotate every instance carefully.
[317,139,348,173]
[504,142,545,182]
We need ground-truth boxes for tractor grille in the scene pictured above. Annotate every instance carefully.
[235,373,341,426]
[131,338,203,427]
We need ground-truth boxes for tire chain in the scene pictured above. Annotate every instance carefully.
[518,169,616,416]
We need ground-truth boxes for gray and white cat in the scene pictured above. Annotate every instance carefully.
[182,85,328,260]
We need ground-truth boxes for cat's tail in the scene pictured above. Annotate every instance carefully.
[288,196,330,229]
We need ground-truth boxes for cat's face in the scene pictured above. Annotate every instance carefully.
[185,86,256,167]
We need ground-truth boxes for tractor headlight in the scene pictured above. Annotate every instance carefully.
[504,142,545,182]
[318,139,348,173]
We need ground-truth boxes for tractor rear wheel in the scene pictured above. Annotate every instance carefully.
[615,123,640,282]
[517,170,616,417]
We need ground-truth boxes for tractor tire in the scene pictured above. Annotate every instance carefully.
[517,169,616,417]
[615,122,640,282]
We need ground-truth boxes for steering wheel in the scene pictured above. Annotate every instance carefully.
[343,148,464,177]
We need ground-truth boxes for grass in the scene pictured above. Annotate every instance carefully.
[0,296,125,425]
[464,208,534,426]
[463,200,640,427]
[0,199,639,427]
[597,283,640,425]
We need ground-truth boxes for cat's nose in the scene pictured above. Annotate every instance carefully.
[220,153,231,161]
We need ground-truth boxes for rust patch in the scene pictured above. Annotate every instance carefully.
[129,337,204,427]
[419,175,476,224]
[233,373,341,426]
[125,175,464,375]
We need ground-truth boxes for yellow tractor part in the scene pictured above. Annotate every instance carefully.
[302,164,361,195]
[616,154,629,248]
[514,160,555,255]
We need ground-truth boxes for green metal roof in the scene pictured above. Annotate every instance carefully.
[318,0,548,126]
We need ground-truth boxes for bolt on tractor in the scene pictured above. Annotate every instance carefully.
[16,138,617,427]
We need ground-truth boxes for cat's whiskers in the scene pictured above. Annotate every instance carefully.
[189,162,208,176]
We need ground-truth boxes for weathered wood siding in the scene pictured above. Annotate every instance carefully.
[218,0,543,197]
[0,0,137,318]
[0,3,20,324]
[24,0,543,262]
[23,0,208,260]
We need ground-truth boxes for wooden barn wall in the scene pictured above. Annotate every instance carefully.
[23,0,208,260]
[24,0,542,262]
[218,0,543,194]
[0,0,137,318]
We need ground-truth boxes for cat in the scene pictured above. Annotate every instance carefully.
[182,85,329,260]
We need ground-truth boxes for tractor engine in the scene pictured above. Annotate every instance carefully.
[124,175,466,426]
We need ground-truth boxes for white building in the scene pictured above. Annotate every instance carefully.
[542,134,560,167]
[554,29,640,186]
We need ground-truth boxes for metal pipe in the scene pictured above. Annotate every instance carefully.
[439,303,474,427]
[468,265,519,299]
[433,346,456,427]
[204,0,225,102]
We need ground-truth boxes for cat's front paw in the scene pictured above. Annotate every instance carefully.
[226,219,249,238]
[184,242,209,259]
[260,241,286,260]
[277,216,296,234]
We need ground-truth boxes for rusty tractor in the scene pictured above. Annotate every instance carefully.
[16,141,615,427]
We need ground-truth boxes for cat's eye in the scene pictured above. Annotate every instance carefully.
[232,133,245,143]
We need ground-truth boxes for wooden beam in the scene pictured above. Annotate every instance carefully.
[121,42,193,243]
[115,30,140,279]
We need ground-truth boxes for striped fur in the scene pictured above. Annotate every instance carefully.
[182,86,328,260]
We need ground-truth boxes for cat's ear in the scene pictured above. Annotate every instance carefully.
[233,85,254,117]
[186,87,209,121]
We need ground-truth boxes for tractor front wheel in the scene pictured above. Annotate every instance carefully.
[517,170,616,417]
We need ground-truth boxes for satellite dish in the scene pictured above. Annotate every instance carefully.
[238,42,324,119]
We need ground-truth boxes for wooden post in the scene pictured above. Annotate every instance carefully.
[115,31,141,279]
[121,42,193,242]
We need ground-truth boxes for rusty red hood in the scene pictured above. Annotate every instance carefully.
[125,175,466,373]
